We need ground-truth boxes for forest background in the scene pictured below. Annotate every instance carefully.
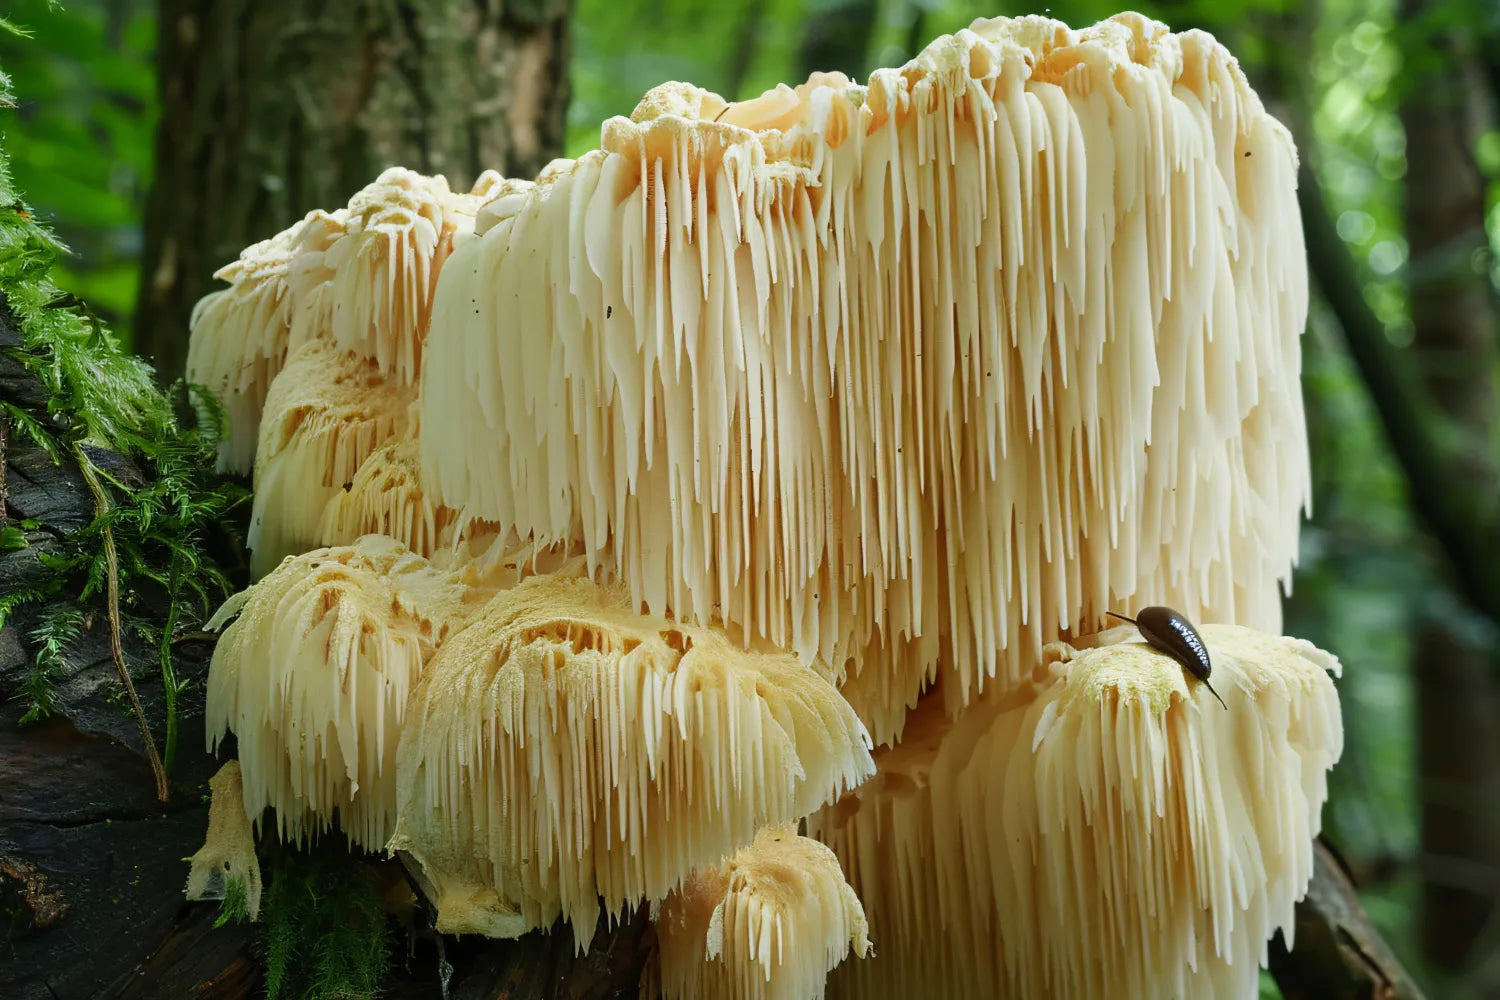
[2,0,1499,996]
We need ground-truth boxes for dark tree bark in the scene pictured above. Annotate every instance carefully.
[134,0,573,382]
[1271,840,1426,1000]
[1398,7,1500,984]
[0,301,234,1000]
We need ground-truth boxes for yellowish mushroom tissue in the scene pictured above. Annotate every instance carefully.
[654,824,872,1000]
[389,573,875,950]
[814,625,1343,1000]
[419,12,1310,744]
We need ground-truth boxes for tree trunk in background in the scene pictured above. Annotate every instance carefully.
[1398,3,1500,989]
[133,0,573,382]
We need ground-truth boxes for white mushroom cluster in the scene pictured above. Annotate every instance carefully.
[187,168,499,474]
[187,12,1340,1000]
[204,535,468,847]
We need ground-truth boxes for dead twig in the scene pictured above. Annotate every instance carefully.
[73,442,169,803]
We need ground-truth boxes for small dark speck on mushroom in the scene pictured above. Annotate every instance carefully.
[1244,150,1251,157]
[607,305,613,319]
[342,482,353,492]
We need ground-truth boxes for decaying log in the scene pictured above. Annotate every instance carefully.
[0,596,228,997]
[1270,839,1427,1000]
[385,908,654,1000]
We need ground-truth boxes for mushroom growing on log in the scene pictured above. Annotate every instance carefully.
[245,341,415,576]
[204,535,470,849]
[180,11,1382,1000]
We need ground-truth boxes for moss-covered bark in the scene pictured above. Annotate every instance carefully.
[0,66,251,988]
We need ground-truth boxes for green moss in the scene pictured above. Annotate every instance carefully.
[0,44,249,775]
[262,847,392,1000]
[2,37,396,999]
[214,875,251,929]
[20,606,83,720]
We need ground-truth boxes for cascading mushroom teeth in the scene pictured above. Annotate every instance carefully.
[248,339,416,576]
[417,11,1311,745]
[186,166,505,474]
[204,535,467,850]
[186,208,346,473]
[317,436,487,559]
[387,573,875,950]
[181,11,1328,997]
[652,824,871,1000]
[971,625,1344,999]
[816,625,1343,999]
[314,167,493,383]
[808,693,1011,999]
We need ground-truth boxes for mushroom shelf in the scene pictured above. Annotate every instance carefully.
[187,11,1340,1000]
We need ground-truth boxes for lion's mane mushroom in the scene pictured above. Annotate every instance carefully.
[184,760,264,920]
[247,340,416,576]
[976,627,1343,999]
[188,10,1332,998]
[808,696,994,998]
[186,210,346,472]
[311,167,501,383]
[813,625,1343,999]
[653,824,871,1000]
[316,436,485,560]
[388,573,875,949]
[418,12,1310,746]
[187,167,505,475]
[205,534,468,849]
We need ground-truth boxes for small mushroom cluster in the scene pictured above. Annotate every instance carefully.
[187,13,1342,1000]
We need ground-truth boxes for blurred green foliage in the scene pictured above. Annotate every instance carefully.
[0,0,154,338]
[5,0,1500,991]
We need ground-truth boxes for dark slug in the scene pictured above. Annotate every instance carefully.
[1106,607,1228,710]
